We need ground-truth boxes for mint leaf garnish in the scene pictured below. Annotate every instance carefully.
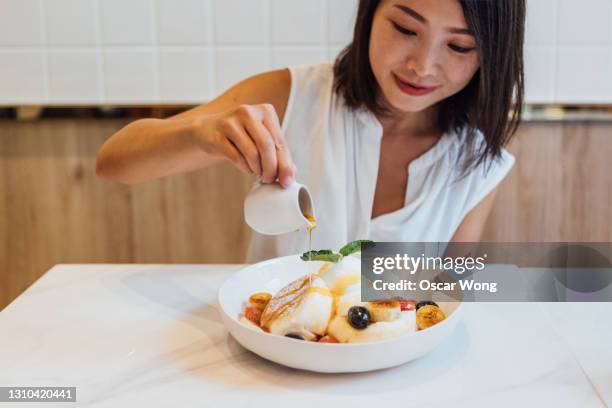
[339,240,375,257]
[301,240,374,263]
[300,251,342,262]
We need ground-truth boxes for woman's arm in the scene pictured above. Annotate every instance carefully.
[96,68,292,185]
[450,186,500,242]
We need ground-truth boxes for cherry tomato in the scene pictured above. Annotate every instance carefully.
[399,300,416,311]
[318,335,339,343]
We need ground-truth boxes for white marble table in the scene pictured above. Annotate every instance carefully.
[0,264,610,407]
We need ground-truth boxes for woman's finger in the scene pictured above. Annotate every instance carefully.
[224,119,262,175]
[260,104,295,187]
[242,108,277,184]
[219,137,252,175]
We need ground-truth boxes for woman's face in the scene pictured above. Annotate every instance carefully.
[369,0,480,114]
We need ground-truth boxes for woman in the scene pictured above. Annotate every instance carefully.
[96,0,525,262]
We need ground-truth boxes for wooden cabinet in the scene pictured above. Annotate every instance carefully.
[482,122,611,242]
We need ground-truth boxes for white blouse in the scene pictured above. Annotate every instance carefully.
[245,63,515,263]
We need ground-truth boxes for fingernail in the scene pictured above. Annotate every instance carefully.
[281,175,293,188]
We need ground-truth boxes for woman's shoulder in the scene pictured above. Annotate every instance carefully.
[450,126,515,175]
[287,62,335,83]
[285,62,335,102]
[281,62,342,129]
[444,126,515,209]
[435,126,515,218]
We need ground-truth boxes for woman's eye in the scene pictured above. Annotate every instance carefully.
[392,22,415,36]
[391,20,475,54]
[449,44,475,54]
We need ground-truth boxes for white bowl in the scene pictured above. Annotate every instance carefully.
[217,254,463,373]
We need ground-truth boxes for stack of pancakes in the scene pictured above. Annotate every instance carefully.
[256,256,416,343]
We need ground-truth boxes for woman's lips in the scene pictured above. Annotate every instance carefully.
[393,74,439,96]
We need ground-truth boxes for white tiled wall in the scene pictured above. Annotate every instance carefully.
[0,0,611,105]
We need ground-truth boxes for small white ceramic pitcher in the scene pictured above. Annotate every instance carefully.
[244,180,316,235]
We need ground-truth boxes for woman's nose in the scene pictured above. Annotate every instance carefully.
[406,44,438,78]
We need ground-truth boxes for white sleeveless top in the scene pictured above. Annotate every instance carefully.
[245,63,515,263]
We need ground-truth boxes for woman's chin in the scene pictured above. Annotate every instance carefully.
[387,98,433,114]
[380,90,430,113]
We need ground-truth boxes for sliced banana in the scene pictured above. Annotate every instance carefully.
[248,292,272,310]
[366,300,401,322]
[416,304,446,330]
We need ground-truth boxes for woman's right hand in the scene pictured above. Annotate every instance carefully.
[193,103,296,188]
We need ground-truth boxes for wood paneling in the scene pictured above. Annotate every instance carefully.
[481,122,612,242]
[0,119,254,309]
[1,119,610,309]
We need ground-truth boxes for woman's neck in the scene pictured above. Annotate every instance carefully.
[376,103,441,138]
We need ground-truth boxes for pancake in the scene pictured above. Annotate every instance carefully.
[246,254,416,343]
[260,274,333,340]
[316,256,361,295]
[334,283,366,316]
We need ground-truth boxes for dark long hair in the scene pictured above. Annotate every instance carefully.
[333,0,525,171]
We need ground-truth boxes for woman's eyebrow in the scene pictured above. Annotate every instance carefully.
[393,4,474,36]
